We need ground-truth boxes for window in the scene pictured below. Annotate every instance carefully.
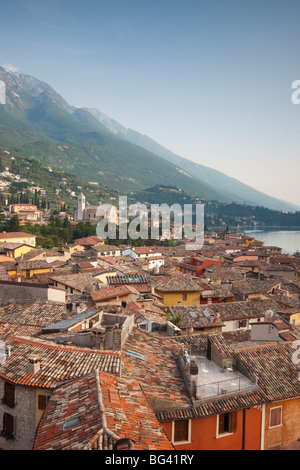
[218,411,237,436]
[267,443,282,450]
[269,407,282,428]
[238,319,247,328]
[173,419,190,443]
[38,394,49,410]
[182,294,187,301]
[4,382,15,405]
[3,412,14,435]
[63,417,80,430]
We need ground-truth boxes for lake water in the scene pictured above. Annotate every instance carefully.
[244,229,300,255]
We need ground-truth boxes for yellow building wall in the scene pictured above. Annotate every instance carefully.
[263,398,300,450]
[69,245,85,254]
[35,389,52,428]
[6,268,17,276]
[9,245,35,259]
[22,268,51,278]
[93,271,117,283]
[0,235,36,247]
[156,290,201,306]
[290,312,300,326]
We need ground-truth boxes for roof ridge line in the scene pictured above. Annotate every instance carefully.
[95,369,120,443]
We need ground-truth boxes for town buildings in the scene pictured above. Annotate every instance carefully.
[0,229,299,450]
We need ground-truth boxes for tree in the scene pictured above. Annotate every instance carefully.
[6,215,20,232]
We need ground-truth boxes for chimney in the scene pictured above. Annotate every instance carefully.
[104,325,114,350]
[189,357,199,398]
[75,302,82,315]
[27,354,41,375]
[66,303,73,319]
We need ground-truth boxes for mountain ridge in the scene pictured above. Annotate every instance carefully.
[0,66,232,202]
[0,66,298,212]
[84,106,299,212]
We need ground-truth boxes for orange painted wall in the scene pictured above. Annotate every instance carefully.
[162,407,262,450]
[263,398,300,450]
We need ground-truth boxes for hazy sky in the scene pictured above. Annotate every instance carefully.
[1,0,300,206]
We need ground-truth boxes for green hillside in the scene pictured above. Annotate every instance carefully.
[0,66,229,202]
[0,148,119,213]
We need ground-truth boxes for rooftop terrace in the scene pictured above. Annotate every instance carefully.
[193,356,257,400]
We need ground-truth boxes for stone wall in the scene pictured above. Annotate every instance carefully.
[0,379,37,450]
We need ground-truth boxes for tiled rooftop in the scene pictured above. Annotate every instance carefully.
[155,273,212,292]
[0,336,121,388]
[121,328,191,412]
[235,342,300,401]
[169,298,282,326]
[33,370,174,450]
[232,279,281,295]
[0,300,69,329]
[90,285,134,302]
[49,273,101,292]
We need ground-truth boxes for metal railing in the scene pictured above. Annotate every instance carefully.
[196,376,255,399]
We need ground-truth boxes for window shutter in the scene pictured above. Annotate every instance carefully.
[4,383,15,403]
[270,407,281,427]
[174,420,189,442]
[3,413,14,434]
[38,395,47,410]
[218,413,225,434]
[230,411,237,433]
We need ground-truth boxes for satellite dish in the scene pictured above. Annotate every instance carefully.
[265,309,274,319]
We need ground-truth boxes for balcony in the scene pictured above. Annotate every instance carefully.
[194,357,257,400]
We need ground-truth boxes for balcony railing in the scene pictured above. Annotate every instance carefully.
[196,376,255,400]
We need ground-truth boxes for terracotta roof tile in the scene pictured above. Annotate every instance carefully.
[33,370,173,450]
[0,336,120,388]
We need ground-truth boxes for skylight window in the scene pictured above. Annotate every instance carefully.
[188,311,197,319]
[62,417,80,430]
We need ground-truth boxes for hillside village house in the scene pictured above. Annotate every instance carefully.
[169,298,282,334]
[62,243,86,256]
[178,255,222,277]
[9,204,43,225]
[73,236,104,250]
[0,243,36,260]
[236,342,300,450]
[270,295,300,326]
[0,232,36,248]
[0,336,121,450]
[17,260,52,279]
[154,274,231,307]
[224,250,271,264]
[49,273,101,296]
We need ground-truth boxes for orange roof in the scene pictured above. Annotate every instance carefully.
[33,370,174,450]
[91,285,132,302]
[0,336,120,389]
[0,232,36,239]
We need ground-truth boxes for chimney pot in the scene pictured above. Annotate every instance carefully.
[27,354,41,375]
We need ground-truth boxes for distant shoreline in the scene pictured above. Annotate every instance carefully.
[207,226,300,231]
